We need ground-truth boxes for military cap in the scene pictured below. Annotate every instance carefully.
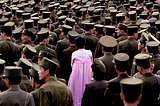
[136,6,143,16]
[105,25,115,35]
[31,17,39,26]
[61,10,69,16]
[33,7,40,12]
[92,15,101,22]
[22,44,37,58]
[140,24,150,29]
[54,3,60,7]
[39,8,47,15]
[136,18,143,26]
[4,0,10,4]
[88,7,95,16]
[29,0,35,7]
[141,20,149,24]
[146,2,153,9]
[120,78,143,98]
[92,58,106,73]
[155,20,160,31]
[149,18,157,26]
[4,22,15,31]
[58,15,67,24]
[14,58,32,70]
[43,0,50,6]
[15,10,23,18]
[128,11,136,20]
[3,66,22,77]
[65,18,75,28]
[39,57,60,72]
[67,31,79,43]
[48,5,55,11]
[3,12,12,19]
[80,8,87,16]
[74,0,80,5]
[31,13,38,17]
[0,10,2,18]
[38,20,48,30]
[28,28,37,35]
[75,6,82,11]
[25,7,33,13]
[42,12,50,19]
[94,24,104,31]
[57,10,62,17]
[62,25,72,34]
[24,19,33,29]
[129,6,136,11]
[84,23,94,30]
[71,4,77,11]
[134,53,152,67]
[118,23,127,31]
[37,29,49,39]
[124,3,130,9]
[64,2,71,9]
[12,27,23,39]
[0,59,5,70]
[99,35,117,48]
[127,26,138,36]
[105,17,111,25]
[108,7,115,11]
[116,13,125,22]
[60,5,67,10]
[129,0,136,6]
[147,26,157,34]
[22,13,31,20]
[83,5,89,9]
[0,18,9,26]
[94,9,102,15]
[0,1,4,8]
[81,20,90,29]
[147,41,159,55]
[153,4,160,9]
[113,53,129,65]
[152,12,159,18]
[110,10,117,16]
[38,50,55,59]
[11,7,19,15]
[75,10,82,17]
[17,4,24,10]
[140,12,148,19]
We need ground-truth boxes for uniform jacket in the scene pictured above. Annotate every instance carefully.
[139,72,160,106]
[116,34,128,43]
[99,52,118,81]
[35,43,56,58]
[117,37,140,75]
[55,37,69,61]
[82,33,98,56]
[14,40,23,46]
[39,77,73,106]
[104,73,130,106]
[19,76,34,93]
[0,77,8,92]
[82,80,108,106]
[0,85,35,106]
[56,45,77,83]
[94,41,103,58]
[153,55,160,74]
[0,39,21,66]
[30,85,42,106]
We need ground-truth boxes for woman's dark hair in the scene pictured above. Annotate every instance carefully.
[75,36,86,49]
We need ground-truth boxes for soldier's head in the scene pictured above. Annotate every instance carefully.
[67,31,79,45]
[3,66,22,87]
[113,53,129,73]
[38,57,60,82]
[94,24,104,36]
[117,23,127,36]
[12,27,23,40]
[21,29,33,43]
[84,23,94,34]
[1,22,14,40]
[61,25,72,37]
[146,41,159,55]
[91,58,106,80]
[0,59,5,75]
[120,78,143,105]
[29,64,44,88]
[37,29,49,43]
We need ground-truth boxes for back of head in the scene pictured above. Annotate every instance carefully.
[75,36,86,49]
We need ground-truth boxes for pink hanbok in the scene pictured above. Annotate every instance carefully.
[68,48,93,106]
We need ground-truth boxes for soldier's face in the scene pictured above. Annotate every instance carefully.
[117,28,123,36]
[38,66,48,81]
[138,41,143,50]
[21,34,31,43]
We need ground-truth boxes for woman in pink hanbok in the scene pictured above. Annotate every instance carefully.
[68,36,92,106]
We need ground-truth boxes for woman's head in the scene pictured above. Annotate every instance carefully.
[75,36,86,49]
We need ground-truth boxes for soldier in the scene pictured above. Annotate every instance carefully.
[116,23,128,43]
[128,11,137,26]
[0,59,8,92]
[0,66,35,106]
[120,78,143,106]
[14,58,34,92]
[57,31,79,84]
[82,58,108,106]
[0,22,21,66]
[82,23,98,56]
[118,26,140,75]
[12,27,23,46]
[98,36,118,81]
[94,24,104,39]
[38,57,73,106]
[30,64,45,106]
[55,25,72,62]
[134,53,160,106]
[104,53,131,106]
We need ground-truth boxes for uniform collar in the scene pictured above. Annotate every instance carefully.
[4,39,11,42]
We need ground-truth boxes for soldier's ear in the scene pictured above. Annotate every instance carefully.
[120,93,124,101]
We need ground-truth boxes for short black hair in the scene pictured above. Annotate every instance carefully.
[124,95,139,103]
[0,64,5,74]
[7,77,21,85]
[103,46,114,52]
[91,64,105,80]
[115,61,128,72]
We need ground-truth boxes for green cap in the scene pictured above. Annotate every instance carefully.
[113,53,129,64]
[110,10,117,16]
[23,44,37,57]
[3,12,12,19]
[105,17,111,25]
[134,53,151,67]
[38,50,55,59]
[136,18,143,26]
[14,58,32,69]
[99,35,117,47]
[65,18,75,28]
[38,20,48,31]
[128,11,136,20]
[94,24,104,32]
[42,11,51,19]
[62,25,72,34]
[39,57,60,72]
[120,78,143,97]
[4,66,22,77]
[67,31,79,43]
[84,23,94,30]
